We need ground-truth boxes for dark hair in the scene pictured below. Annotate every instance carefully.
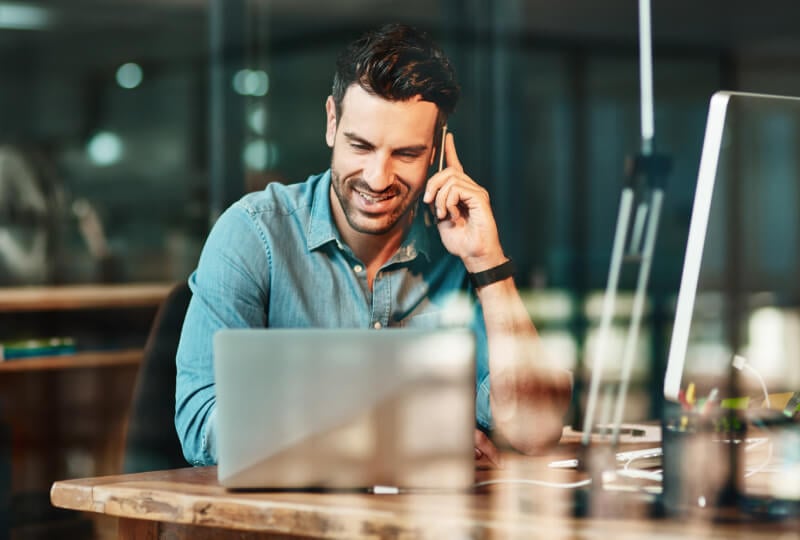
[332,23,460,136]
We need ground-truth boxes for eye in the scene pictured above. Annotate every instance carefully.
[350,142,371,152]
[396,151,423,161]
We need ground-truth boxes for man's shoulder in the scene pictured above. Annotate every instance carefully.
[234,171,328,218]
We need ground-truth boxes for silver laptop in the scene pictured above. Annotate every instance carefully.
[213,327,476,490]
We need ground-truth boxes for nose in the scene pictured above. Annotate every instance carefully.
[362,152,393,192]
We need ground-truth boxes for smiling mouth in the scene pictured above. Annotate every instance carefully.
[355,190,395,204]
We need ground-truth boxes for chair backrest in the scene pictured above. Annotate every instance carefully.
[122,281,191,473]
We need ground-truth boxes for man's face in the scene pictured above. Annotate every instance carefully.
[325,84,439,238]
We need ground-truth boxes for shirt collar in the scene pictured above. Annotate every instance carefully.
[398,202,433,263]
[306,169,434,264]
[307,170,342,252]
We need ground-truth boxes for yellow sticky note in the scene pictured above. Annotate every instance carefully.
[686,382,696,406]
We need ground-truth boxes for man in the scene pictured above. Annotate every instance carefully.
[176,23,571,469]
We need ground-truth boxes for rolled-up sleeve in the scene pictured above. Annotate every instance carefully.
[471,301,493,431]
[175,205,271,466]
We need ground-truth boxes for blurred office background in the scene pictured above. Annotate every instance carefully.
[3,0,800,423]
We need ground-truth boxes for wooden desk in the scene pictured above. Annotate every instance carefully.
[51,456,799,540]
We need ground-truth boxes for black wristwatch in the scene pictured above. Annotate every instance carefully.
[469,259,515,289]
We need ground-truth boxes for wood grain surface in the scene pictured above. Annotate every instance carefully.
[50,458,800,540]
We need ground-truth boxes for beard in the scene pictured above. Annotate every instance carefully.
[329,165,421,237]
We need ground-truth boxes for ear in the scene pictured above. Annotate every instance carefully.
[325,96,337,148]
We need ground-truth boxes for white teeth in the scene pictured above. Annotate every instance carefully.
[358,191,392,203]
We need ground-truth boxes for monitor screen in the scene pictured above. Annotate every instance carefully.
[665,91,800,402]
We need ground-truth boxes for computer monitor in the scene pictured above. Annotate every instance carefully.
[665,91,800,402]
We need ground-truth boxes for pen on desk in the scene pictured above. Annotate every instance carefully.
[701,387,719,416]
[369,485,400,495]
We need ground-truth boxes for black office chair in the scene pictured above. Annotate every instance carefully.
[122,281,191,473]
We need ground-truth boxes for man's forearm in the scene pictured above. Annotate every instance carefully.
[476,278,572,454]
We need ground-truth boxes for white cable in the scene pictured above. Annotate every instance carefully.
[620,449,664,482]
[743,437,774,479]
[472,478,592,490]
[731,354,771,408]
[744,363,771,408]
[615,469,663,482]
[745,441,774,478]
[623,456,646,471]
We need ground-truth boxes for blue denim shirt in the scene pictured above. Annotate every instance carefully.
[175,170,492,466]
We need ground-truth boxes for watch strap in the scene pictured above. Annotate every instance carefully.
[469,259,515,289]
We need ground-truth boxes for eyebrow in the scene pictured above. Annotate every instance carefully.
[343,132,429,155]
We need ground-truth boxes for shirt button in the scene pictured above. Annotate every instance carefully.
[373,321,382,329]
[354,264,363,273]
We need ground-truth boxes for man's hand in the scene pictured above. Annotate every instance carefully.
[474,428,503,469]
[423,133,505,273]
[489,335,573,455]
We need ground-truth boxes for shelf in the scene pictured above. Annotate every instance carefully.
[0,349,144,372]
[0,283,175,312]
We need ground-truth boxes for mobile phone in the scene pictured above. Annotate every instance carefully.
[437,124,448,172]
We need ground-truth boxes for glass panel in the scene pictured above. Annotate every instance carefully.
[0,1,208,285]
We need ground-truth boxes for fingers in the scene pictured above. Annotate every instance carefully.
[444,132,463,172]
[424,172,488,222]
[424,133,486,221]
[474,429,504,469]
[431,177,479,221]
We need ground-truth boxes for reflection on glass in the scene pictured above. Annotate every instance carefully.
[116,62,143,89]
[86,131,123,166]
[233,69,270,96]
[243,139,279,171]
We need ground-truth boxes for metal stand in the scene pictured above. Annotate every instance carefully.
[579,152,671,448]
[579,0,671,455]
[572,150,671,518]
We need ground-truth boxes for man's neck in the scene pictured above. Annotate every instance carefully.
[330,191,413,289]
[346,221,408,272]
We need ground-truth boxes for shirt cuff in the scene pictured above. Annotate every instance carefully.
[475,376,493,431]
[203,406,218,464]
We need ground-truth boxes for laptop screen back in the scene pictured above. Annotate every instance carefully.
[213,327,476,490]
